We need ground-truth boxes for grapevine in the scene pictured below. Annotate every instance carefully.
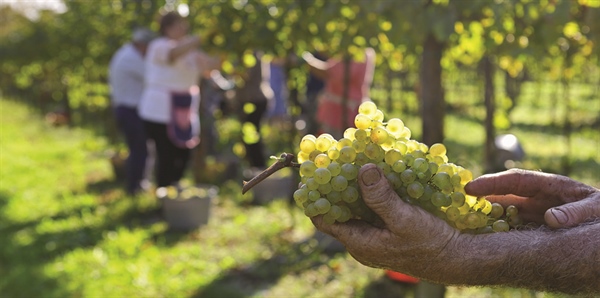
[243,101,521,233]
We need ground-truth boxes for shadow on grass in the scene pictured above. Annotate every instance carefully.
[0,178,193,297]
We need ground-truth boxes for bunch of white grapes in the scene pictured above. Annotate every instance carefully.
[293,101,521,233]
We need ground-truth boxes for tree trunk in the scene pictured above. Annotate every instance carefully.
[482,56,496,173]
[419,34,445,146]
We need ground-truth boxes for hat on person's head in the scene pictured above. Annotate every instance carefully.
[132,27,155,44]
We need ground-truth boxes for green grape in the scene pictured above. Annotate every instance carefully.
[343,128,357,140]
[376,162,392,174]
[403,154,415,167]
[364,143,384,162]
[506,205,518,217]
[400,126,411,139]
[352,139,367,153]
[328,205,343,219]
[304,203,319,217]
[308,150,323,162]
[358,101,378,117]
[373,109,384,122]
[314,198,331,214]
[385,149,402,166]
[508,215,522,227]
[429,143,446,156]
[386,118,405,137]
[336,138,353,150]
[480,200,492,214]
[355,153,370,166]
[327,162,342,176]
[322,213,336,225]
[318,182,332,194]
[330,175,349,192]
[327,191,342,203]
[465,212,483,229]
[431,192,451,207]
[407,181,424,199]
[445,206,461,221]
[354,129,368,142]
[432,172,453,192]
[428,162,439,175]
[450,192,466,207]
[386,172,402,189]
[300,161,317,177]
[341,186,359,203]
[492,220,510,232]
[370,126,390,145]
[306,178,319,190]
[354,114,372,130]
[339,146,357,163]
[420,184,435,201]
[336,205,352,222]
[308,190,321,201]
[327,147,340,160]
[412,158,429,173]
[394,141,408,155]
[489,203,504,219]
[300,138,316,153]
[314,168,332,184]
[340,163,358,180]
[314,153,331,168]
[315,136,332,152]
[392,160,407,173]
[293,188,309,205]
[437,164,455,176]
[400,169,416,184]
[457,168,473,184]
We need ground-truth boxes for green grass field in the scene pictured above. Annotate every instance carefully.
[1,92,596,297]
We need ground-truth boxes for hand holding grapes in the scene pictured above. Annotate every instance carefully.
[312,165,600,295]
[312,163,462,275]
[465,169,600,228]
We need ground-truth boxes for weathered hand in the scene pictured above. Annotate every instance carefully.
[311,164,460,278]
[465,168,600,228]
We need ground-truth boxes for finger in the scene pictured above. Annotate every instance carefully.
[486,194,557,214]
[545,193,600,228]
[465,169,575,198]
[311,216,384,248]
[357,164,413,227]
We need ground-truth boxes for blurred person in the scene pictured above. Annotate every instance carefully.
[236,51,273,169]
[138,11,218,188]
[302,48,375,138]
[303,51,327,135]
[312,166,600,295]
[108,27,155,195]
[267,57,288,122]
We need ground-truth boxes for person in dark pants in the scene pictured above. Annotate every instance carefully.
[138,11,219,188]
[108,27,155,195]
[236,51,273,169]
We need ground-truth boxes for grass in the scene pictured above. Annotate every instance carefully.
[1,88,597,298]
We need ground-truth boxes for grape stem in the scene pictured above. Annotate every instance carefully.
[241,153,299,194]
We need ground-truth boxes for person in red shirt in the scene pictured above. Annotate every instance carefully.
[303,48,376,138]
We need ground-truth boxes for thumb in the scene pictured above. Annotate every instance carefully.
[358,164,407,225]
[545,195,600,228]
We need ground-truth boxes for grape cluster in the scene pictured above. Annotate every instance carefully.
[293,101,521,233]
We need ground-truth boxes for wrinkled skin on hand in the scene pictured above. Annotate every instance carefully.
[465,168,600,228]
[311,164,461,277]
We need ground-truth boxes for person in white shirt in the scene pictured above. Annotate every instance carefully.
[138,11,217,188]
[108,27,155,195]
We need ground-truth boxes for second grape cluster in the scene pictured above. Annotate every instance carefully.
[293,101,520,233]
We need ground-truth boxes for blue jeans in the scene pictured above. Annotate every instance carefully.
[114,106,148,194]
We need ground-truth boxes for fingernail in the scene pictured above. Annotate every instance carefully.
[550,208,567,224]
[361,167,381,186]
